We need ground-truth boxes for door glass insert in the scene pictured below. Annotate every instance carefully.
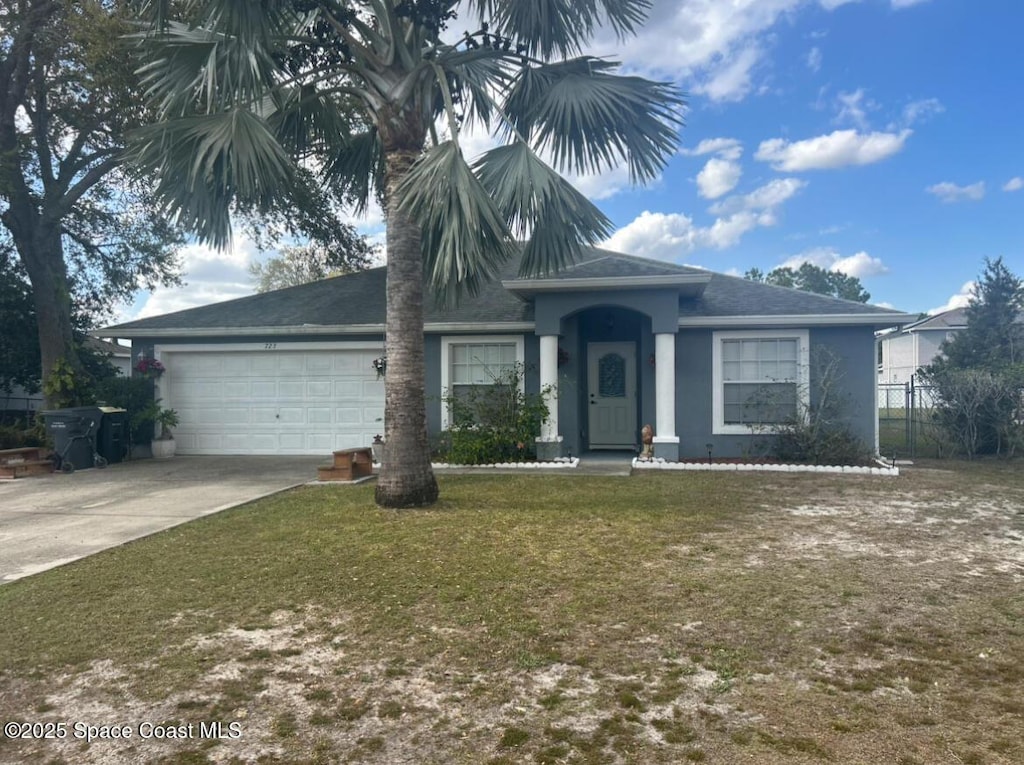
[598,353,626,397]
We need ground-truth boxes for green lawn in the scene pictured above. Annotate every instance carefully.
[1,464,1022,764]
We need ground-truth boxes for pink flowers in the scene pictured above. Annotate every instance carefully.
[135,358,166,377]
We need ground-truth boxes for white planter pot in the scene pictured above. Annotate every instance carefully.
[151,439,176,459]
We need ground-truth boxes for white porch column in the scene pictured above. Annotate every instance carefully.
[537,334,562,458]
[654,332,680,459]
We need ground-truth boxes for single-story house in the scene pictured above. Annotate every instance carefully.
[876,307,965,386]
[101,248,914,460]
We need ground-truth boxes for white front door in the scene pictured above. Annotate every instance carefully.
[587,342,637,449]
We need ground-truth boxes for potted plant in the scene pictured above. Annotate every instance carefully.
[151,406,180,459]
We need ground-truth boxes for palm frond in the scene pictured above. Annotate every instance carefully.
[265,83,367,159]
[467,0,650,58]
[473,140,611,277]
[136,21,281,118]
[396,141,516,306]
[435,48,518,129]
[503,57,684,184]
[132,109,294,248]
[323,128,383,215]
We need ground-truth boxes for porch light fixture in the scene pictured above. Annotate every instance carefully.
[372,356,387,379]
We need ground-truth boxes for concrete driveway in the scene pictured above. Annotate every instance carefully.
[0,456,324,583]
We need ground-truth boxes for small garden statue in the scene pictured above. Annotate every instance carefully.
[640,424,654,460]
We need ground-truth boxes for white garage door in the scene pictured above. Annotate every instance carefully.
[160,344,384,455]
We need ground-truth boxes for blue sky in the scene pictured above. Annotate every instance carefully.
[125,0,1023,322]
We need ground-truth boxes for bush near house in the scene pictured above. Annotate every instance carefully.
[437,364,550,465]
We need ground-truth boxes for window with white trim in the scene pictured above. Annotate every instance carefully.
[712,330,809,434]
[440,336,524,428]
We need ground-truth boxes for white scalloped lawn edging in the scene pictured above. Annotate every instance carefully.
[631,458,899,477]
[427,458,580,470]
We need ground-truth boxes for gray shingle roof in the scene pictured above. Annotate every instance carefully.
[680,272,902,317]
[103,247,908,334]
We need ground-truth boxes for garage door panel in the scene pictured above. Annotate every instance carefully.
[251,381,276,398]
[278,407,305,424]
[308,407,331,422]
[307,381,332,398]
[278,381,304,398]
[306,355,333,372]
[224,381,249,399]
[279,433,305,450]
[278,355,305,373]
[164,347,384,455]
[223,408,249,424]
[308,433,333,451]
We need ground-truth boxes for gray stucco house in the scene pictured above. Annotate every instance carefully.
[102,248,913,460]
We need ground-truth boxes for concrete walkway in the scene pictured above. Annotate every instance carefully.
[0,456,321,583]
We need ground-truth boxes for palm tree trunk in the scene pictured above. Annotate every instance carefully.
[375,147,439,507]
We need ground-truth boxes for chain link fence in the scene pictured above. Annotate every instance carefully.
[878,378,942,458]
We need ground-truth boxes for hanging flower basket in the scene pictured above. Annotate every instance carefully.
[372,356,387,379]
[135,358,165,378]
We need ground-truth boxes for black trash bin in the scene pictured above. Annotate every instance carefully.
[96,406,128,464]
[43,407,102,472]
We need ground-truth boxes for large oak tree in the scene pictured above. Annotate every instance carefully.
[1,0,187,405]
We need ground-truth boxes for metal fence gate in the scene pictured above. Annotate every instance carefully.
[878,378,939,458]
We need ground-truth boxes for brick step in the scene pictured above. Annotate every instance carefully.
[317,464,374,482]
[0,459,55,479]
[0,447,45,465]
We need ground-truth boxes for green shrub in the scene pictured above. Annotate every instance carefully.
[438,363,550,465]
[0,421,49,450]
[759,348,872,465]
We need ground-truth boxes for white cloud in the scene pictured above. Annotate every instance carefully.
[696,157,742,199]
[709,177,808,216]
[130,238,259,321]
[928,281,976,315]
[901,97,944,127]
[1003,177,1023,192]
[755,129,911,171]
[806,46,822,72]
[926,181,986,203]
[587,0,814,104]
[820,0,931,7]
[681,137,743,161]
[834,89,876,129]
[779,246,889,278]
[694,45,762,103]
[605,177,806,261]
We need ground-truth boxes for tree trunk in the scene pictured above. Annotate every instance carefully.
[16,221,81,409]
[374,147,439,507]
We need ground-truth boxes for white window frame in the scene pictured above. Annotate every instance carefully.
[712,329,810,435]
[440,335,525,429]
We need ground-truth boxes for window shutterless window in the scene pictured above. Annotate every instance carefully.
[712,330,809,435]
[440,336,525,429]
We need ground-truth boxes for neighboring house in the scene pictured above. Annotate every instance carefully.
[1,337,131,419]
[876,307,966,386]
[101,248,914,459]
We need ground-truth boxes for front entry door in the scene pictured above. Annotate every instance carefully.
[587,342,637,449]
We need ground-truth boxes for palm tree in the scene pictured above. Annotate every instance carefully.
[132,0,684,507]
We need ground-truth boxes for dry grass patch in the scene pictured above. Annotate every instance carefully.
[0,462,1022,763]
